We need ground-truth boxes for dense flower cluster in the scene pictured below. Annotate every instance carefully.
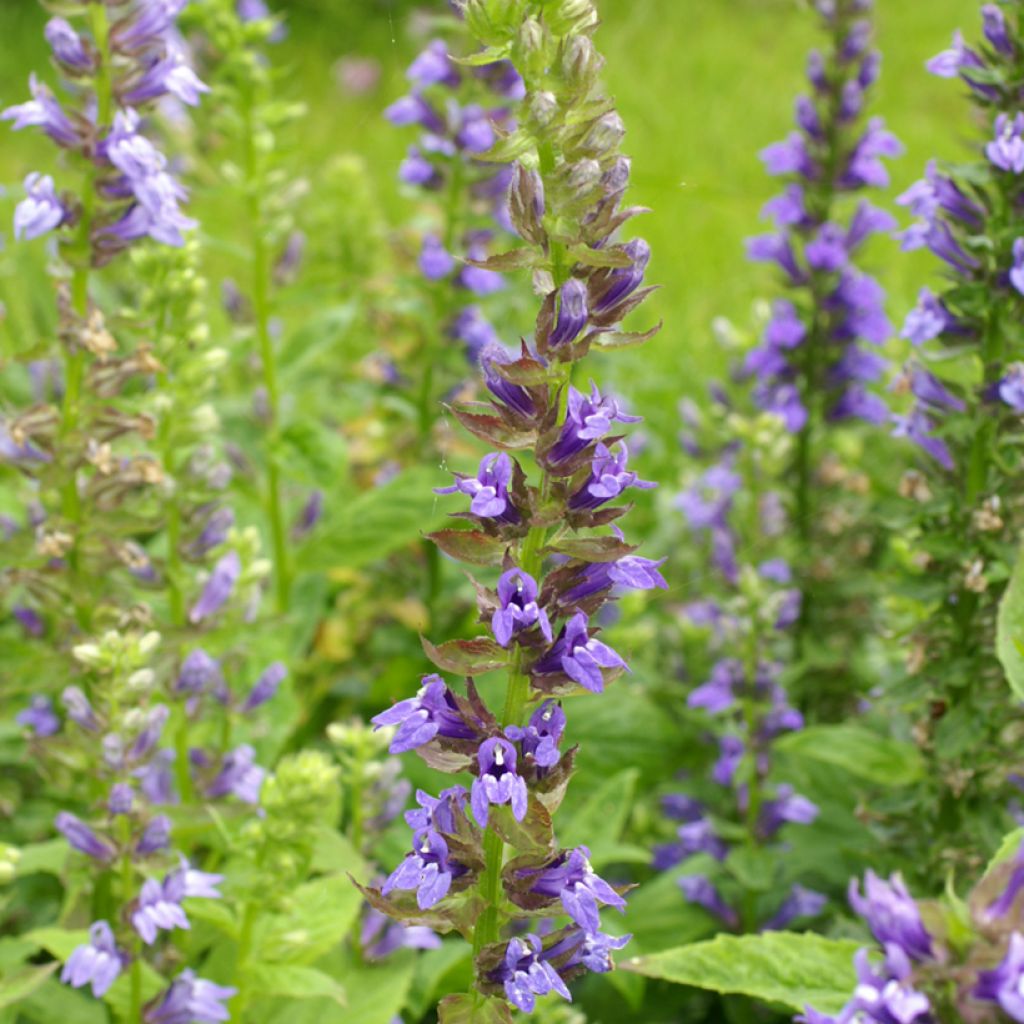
[798,844,1024,1023]
[364,0,664,1015]
[662,335,823,933]
[884,1,1024,876]
[386,27,523,365]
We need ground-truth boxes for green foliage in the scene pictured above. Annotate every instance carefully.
[775,724,924,786]
[624,932,861,1015]
[997,537,1024,701]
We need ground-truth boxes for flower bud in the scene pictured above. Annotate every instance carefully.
[529,90,558,127]
[581,112,625,157]
[562,34,600,91]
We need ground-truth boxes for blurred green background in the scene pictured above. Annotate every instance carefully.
[0,0,977,450]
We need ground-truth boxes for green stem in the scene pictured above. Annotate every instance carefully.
[117,815,142,1024]
[173,705,196,805]
[230,903,258,1020]
[242,86,290,614]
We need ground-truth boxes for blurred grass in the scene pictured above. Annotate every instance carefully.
[0,0,977,436]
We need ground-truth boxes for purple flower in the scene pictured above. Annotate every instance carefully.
[62,686,99,731]
[841,117,903,189]
[45,18,92,74]
[762,184,808,227]
[419,234,454,280]
[206,745,264,804]
[805,223,849,272]
[907,365,965,412]
[901,288,949,345]
[590,237,651,314]
[175,649,223,695]
[1011,238,1024,296]
[759,785,818,837]
[988,113,1024,173]
[505,700,566,769]
[552,927,631,975]
[746,233,803,283]
[689,659,743,714]
[382,829,458,909]
[242,662,286,711]
[61,922,126,998]
[109,783,134,815]
[404,785,470,837]
[16,695,60,737]
[384,93,445,133]
[360,906,441,960]
[14,172,66,241]
[371,675,476,753]
[123,48,210,108]
[976,931,1024,1020]
[548,382,642,465]
[549,278,589,348]
[926,29,982,78]
[763,884,828,930]
[480,344,537,417]
[533,612,628,693]
[129,705,170,762]
[760,132,814,177]
[983,4,1015,56]
[112,0,189,52]
[173,861,224,900]
[399,145,438,187]
[137,750,176,805]
[55,812,116,862]
[436,452,521,523]
[143,970,236,1024]
[999,364,1024,412]
[456,105,496,153]
[678,875,739,928]
[892,408,953,470]
[407,39,460,88]
[520,846,626,933]
[711,734,745,786]
[136,815,172,856]
[452,308,501,362]
[189,550,240,623]
[471,737,528,825]
[560,555,668,604]
[677,463,741,531]
[569,442,656,511]
[848,871,932,962]
[2,74,81,147]
[459,238,504,294]
[847,948,932,1023]
[492,569,552,647]
[133,875,191,944]
[490,935,571,1014]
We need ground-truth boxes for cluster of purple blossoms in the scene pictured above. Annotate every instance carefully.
[746,0,900,433]
[665,382,821,930]
[3,0,207,257]
[894,5,1024,468]
[386,32,523,363]
[366,2,664,1014]
[798,843,1024,1023]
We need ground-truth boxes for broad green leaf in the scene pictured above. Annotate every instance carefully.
[623,931,860,1014]
[0,964,57,1010]
[439,993,513,1023]
[248,963,345,1005]
[998,539,1024,700]
[23,928,88,961]
[103,962,166,1022]
[775,724,923,786]
[407,942,473,1022]
[7,978,106,1024]
[562,767,638,864]
[309,827,370,881]
[183,897,238,939]
[256,874,362,965]
[14,840,66,878]
[300,467,450,572]
[621,862,719,954]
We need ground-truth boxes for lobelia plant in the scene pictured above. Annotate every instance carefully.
[885,0,1024,877]
[795,839,1024,1023]
[659,312,825,939]
[361,0,666,1017]
[745,0,902,715]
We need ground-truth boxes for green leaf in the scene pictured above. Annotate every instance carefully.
[301,467,449,572]
[562,767,638,866]
[256,874,362,965]
[998,538,1024,700]
[23,928,87,961]
[775,724,923,786]
[6,978,106,1024]
[422,636,508,675]
[986,826,1024,876]
[338,949,417,1024]
[439,993,513,1024]
[13,840,66,878]
[427,529,508,567]
[623,932,860,1015]
[0,964,58,1010]
[248,963,345,1005]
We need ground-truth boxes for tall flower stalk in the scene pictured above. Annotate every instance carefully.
[363,0,664,1017]
[887,2,1024,874]
[663,318,823,938]
[746,0,901,710]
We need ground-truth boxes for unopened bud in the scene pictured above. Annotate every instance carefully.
[582,112,625,156]
[562,33,599,90]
